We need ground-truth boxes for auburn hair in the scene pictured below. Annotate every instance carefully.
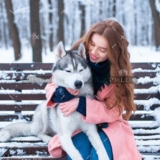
[70,20,136,120]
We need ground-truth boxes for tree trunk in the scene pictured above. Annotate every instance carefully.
[112,0,116,17]
[149,0,160,51]
[57,0,64,44]
[5,0,21,60]
[48,0,54,51]
[79,2,85,37]
[30,0,42,62]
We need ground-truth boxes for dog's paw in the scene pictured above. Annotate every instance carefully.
[0,130,11,142]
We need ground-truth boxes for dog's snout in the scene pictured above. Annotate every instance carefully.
[74,80,82,89]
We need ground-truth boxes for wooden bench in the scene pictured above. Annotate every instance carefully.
[0,62,160,160]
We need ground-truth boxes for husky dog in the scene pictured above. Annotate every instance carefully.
[0,42,109,160]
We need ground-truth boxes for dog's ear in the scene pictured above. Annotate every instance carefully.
[77,43,86,59]
[56,41,66,58]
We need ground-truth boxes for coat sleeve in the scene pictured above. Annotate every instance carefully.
[82,84,123,124]
[44,77,58,108]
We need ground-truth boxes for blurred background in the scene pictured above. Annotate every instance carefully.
[0,0,160,63]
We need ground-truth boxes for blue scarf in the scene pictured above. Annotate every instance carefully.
[87,56,110,94]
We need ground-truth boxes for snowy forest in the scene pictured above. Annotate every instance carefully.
[0,0,160,62]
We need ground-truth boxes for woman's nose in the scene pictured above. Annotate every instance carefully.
[91,47,97,55]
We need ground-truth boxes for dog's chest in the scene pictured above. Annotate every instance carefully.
[49,105,83,134]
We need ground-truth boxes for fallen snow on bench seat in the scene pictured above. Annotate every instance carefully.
[134,98,160,111]
[133,127,160,134]
[134,85,160,94]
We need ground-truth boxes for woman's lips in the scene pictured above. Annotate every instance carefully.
[90,55,98,61]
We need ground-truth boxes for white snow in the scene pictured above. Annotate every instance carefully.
[152,107,160,126]
[128,46,160,62]
[0,46,160,63]
[134,98,160,111]
[134,85,160,94]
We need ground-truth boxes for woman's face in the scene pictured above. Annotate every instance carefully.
[88,33,109,63]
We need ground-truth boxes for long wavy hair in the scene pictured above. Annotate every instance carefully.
[70,20,136,120]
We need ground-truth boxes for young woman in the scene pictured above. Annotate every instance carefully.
[45,20,142,160]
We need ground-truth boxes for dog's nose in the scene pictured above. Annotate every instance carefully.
[74,80,82,89]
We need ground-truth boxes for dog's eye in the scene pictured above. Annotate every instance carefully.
[65,70,71,73]
[79,69,83,72]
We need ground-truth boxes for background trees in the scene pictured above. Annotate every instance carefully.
[1,0,159,62]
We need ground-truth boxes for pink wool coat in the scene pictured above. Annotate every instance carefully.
[45,79,142,160]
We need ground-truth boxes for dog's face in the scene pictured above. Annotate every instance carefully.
[52,42,91,90]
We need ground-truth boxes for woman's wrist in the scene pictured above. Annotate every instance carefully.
[76,96,86,116]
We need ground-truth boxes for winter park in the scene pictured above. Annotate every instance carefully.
[0,0,160,160]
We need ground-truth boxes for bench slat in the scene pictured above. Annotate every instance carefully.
[131,63,160,69]
[0,146,48,157]
[0,104,37,111]
[0,94,45,100]
[1,158,66,160]
[135,83,159,89]
[0,113,156,121]
[0,83,47,90]
[0,104,159,112]
[0,93,159,100]
[0,83,158,90]
[133,72,158,78]
[0,63,53,70]
[0,73,51,81]
[136,104,160,111]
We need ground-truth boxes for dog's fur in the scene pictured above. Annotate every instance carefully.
[0,42,109,160]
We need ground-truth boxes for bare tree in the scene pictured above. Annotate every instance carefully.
[5,0,21,60]
[149,0,160,51]
[57,0,64,44]
[30,0,42,62]
[79,2,85,37]
[48,0,54,51]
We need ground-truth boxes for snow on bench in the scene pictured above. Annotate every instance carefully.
[0,63,160,160]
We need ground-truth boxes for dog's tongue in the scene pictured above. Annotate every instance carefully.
[66,88,80,96]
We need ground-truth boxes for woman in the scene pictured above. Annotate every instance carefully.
[45,20,142,160]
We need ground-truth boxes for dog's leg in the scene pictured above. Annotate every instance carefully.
[83,125,110,160]
[59,134,83,160]
[37,132,52,144]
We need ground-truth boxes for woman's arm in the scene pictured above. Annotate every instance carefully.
[82,96,121,124]
[60,84,123,123]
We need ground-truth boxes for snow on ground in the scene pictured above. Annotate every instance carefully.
[0,46,160,63]
[128,45,160,62]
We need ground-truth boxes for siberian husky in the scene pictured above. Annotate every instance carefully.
[0,42,109,160]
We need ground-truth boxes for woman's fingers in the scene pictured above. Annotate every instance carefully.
[60,106,68,112]
[64,111,71,117]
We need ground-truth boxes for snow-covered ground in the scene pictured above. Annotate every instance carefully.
[0,45,160,63]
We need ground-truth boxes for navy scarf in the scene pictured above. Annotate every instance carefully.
[87,56,110,94]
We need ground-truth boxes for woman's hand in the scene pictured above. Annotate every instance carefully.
[59,98,79,117]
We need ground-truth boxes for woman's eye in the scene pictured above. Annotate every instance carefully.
[79,69,83,72]
[100,49,107,53]
[90,41,95,46]
[65,70,71,72]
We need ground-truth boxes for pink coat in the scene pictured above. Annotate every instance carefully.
[45,79,142,160]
